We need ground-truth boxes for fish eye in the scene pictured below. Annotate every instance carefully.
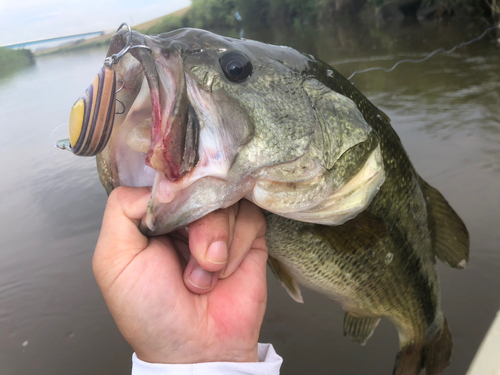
[219,51,252,82]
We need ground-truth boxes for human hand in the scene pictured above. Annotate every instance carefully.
[93,186,268,364]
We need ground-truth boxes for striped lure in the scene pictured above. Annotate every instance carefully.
[68,66,117,156]
[57,23,151,156]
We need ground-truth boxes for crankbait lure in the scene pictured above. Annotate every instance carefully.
[68,65,117,156]
[57,23,150,156]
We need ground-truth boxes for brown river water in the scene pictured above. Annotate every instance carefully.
[0,18,499,374]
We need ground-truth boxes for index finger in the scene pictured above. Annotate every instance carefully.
[220,200,266,279]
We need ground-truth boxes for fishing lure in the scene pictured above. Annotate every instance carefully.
[67,65,117,156]
[57,23,150,156]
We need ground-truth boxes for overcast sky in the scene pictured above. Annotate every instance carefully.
[0,0,191,46]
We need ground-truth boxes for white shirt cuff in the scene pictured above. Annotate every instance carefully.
[131,343,282,375]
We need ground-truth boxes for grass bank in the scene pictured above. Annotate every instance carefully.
[143,0,499,36]
[0,47,34,66]
[0,48,34,76]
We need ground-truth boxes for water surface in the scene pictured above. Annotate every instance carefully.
[0,19,499,374]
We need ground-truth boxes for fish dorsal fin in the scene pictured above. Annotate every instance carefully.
[422,181,470,269]
[267,256,303,303]
[344,312,381,345]
[309,210,388,254]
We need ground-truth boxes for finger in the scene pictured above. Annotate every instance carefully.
[187,205,238,272]
[169,231,190,269]
[220,200,266,279]
[93,186,151,286]
[184,255,221,294]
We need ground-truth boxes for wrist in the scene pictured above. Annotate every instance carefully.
[135,345,259,364]
[131,345,283,375]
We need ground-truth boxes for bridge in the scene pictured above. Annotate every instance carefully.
[2,31,106,49]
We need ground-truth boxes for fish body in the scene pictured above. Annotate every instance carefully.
[87,28,469,374]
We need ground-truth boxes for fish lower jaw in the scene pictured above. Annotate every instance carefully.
[143,157,232,231]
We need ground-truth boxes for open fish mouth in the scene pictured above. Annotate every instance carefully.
[124,56,204,230]
[105,31,242,233]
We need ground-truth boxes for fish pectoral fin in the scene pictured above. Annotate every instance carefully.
[343,312,380,345]
[267,256,303,303]
[422,180,470,269]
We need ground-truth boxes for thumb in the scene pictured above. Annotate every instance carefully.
[93,186,151,289]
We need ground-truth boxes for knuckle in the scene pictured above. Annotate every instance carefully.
[108,186,126,206]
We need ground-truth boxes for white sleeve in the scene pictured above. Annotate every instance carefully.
[131,343,282,375]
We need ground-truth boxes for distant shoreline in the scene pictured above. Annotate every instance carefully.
[0,48,34,75]
[35,6,190,56]
[35,0,499,57]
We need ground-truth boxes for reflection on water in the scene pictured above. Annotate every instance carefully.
[0,18,499,375]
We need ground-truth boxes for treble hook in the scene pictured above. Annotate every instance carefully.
[114,80,126,114]
[103,23,152,67]
[103,23,152,115]
[116,79,125,93]
[115,98,125,115]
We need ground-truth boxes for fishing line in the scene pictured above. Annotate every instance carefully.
[347,24,500,80]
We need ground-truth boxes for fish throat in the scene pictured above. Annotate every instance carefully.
[135,48,200,182]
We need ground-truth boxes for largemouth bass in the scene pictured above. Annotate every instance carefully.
[68,26,469,375]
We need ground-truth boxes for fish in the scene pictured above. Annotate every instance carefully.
[69,27,469,375]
